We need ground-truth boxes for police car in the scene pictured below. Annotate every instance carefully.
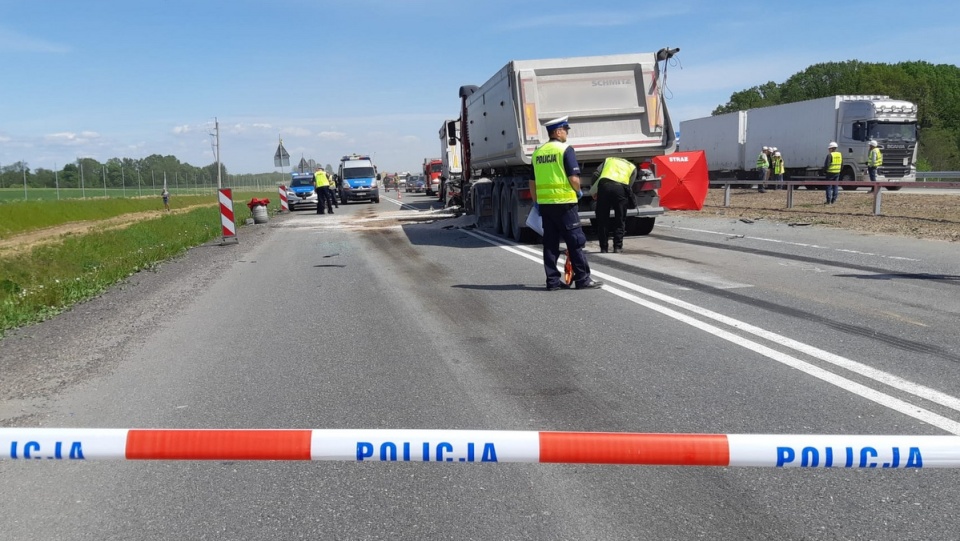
[285,173,318,210]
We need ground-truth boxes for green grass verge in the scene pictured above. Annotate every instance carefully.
[0,190,281,239]
[0,196,277,337]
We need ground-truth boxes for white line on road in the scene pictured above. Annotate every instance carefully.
[463,229,960,434]
[657,224,921,262]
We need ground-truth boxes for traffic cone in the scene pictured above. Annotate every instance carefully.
[563,250,573,286]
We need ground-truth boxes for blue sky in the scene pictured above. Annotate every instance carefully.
[1,0,957,175]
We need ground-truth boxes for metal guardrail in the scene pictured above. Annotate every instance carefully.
[917,171,960,180]
[708,180,960,216]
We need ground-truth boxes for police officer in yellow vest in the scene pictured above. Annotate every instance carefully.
[314,168,334,214]
[867,140,883,182]
[327,172,339,209]
[823,142,843,204]
[589,156,637,253]
[529,116,602,291]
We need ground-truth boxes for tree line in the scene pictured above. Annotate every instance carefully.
[0,154,297,193]
[712,60,960,171]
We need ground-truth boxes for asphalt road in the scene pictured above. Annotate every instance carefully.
[2,192,959,540]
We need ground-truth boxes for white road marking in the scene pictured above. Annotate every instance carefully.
[657,224,921,262]
[464,229,960,434]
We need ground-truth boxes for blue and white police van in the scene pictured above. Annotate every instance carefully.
[338,154,380,204]
[285,172,318,211]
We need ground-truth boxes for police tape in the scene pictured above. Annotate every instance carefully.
[2,429,959,468]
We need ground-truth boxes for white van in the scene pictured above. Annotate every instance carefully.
[338,154,381,204]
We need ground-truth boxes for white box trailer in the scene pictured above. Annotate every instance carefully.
[678,111,746,173]
[457,48,679,242]
[743,96,848,175]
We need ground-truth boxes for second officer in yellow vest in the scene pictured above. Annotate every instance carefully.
[314,168,334,214]
[529,116,602,291]
[589,157,637,253]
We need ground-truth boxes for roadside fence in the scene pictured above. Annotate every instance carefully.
[710,179,960,215]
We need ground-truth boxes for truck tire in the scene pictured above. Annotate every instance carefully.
[509,193,539,244]
[626,216,656,236]
[493,186,504,235]
[886,186,902,191]
[500,190,513,239]
[841,169,857,191]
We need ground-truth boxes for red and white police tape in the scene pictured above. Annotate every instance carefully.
[2,429,959,468]
[278,185,288,211]
[218,188,236,239]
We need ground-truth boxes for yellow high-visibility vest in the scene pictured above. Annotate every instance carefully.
[827,152,842,174]
[532,141,577,204]
[868,148,883,167]
[757,152,769,168]
[314,171,329,187]
[598,157,636,185]
[773,156,784,175]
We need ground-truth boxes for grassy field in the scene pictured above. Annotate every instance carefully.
[0,189,282,239]
[0,184,277,203]
[0,190,280,336]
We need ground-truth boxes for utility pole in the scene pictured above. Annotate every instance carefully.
[22,161,27,200]
[215,117,222,190]
[102,165,107,196]
[121,164,126,197]
[55,162,60,200]
[79,159,86,198]
[137,165,142,197]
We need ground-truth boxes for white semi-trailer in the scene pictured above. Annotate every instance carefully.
[451,48,680,242]
[680,96,919,189]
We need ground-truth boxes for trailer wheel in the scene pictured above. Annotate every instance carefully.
[500,189,513,239]
[509,193,539,244]
[492,186,504,234]
[626,217,656,236]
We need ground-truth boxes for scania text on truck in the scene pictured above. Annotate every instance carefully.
[679,95,919,191]
[453,48,679,242]
[338,154,381,204]
[423,158,442,196]
[438,119,463,206]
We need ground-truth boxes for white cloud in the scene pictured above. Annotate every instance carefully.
[281,127,312,137]
[0,27,70,53]
[44,131,101,145]
[318,131,347,141]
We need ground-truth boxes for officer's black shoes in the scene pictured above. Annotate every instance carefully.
[612,247,622,253]
[599,246,609,253]
[576,279,604,290]
[546,282,571,291]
